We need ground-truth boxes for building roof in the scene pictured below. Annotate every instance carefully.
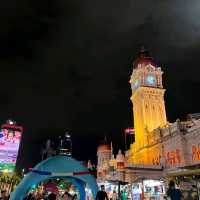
[97,137,111,152]
[97,144,111,152]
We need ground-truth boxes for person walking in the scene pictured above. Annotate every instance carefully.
[112,190,117,200]
[166,180,183,200]
[63,191,72,200]
[48,193,57,200]
[0,190,9,200]
[96,185,109,200]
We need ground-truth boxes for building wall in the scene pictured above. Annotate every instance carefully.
[97,50,200,183]
[184,123,200,166]
[97,150,111,182]
[162,132,185,168]
[130,60,167,165]
[147,122,200,167]
[128,120,200,168]
[96,122,200,184]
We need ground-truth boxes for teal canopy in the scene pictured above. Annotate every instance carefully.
[10,156,98,200]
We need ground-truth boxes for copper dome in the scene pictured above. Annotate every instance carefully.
[133,47,157,69]
[97,144,111,152]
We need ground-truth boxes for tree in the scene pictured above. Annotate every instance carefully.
[0,173,21,192]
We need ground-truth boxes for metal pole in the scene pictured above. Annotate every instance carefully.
[125,134,127,150]
[195,179,200,200]
[118,181,121,200]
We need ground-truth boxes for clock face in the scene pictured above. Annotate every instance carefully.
[146,75,156,86]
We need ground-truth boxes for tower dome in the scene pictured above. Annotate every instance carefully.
[133,47,157,69]
[97,137,111,153]
[97,139,111,181]
[97,144,111,152]
[116,150,125,170]
[116,150,125,162]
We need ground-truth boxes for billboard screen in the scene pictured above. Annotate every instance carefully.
[0,123,22,172]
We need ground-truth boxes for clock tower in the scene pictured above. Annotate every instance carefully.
[129,48,167,164]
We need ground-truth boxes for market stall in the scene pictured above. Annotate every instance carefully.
[167,168,200,200]
[131,179,165,200]
[97,180,131,200]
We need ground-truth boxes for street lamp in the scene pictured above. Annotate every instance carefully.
[6,119,16,125]
[65,133,71,138]
[3,169,9,174]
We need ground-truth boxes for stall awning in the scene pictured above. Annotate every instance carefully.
[106,180,129,185]
[167,168,200,177]
[125,166,163,171]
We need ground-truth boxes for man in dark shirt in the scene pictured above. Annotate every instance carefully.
[0,190,9,200]
[48,193,57,200]
[96,185,109,200]
[167,180,183,200]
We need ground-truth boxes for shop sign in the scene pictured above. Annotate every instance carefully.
[192,144,200,161]
[152,155,160,166]
[166,149,181,166]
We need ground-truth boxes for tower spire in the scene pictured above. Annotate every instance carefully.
[104,135,107,143]
[139,46,148,58]
[111,141,113,155]
[129,49,167,164]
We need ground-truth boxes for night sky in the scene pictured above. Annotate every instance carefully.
[0,0,200,170]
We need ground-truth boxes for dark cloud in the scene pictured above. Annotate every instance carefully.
[0,0,199,167]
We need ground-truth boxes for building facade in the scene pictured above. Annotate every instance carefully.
[97,48,200,185]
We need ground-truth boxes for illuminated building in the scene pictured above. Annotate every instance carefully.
[97,141,112,181]
[42,139,56,160]
[128,47,167,165]
[127,48,200,175]
[41,132,72,160]
[97,48,200,197]
[0,120,23,173]
[58,132,72,156]
[97,141,126,183]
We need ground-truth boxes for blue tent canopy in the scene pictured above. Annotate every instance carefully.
[10,156,98,200]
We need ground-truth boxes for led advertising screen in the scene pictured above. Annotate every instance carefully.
[0,123,22,172]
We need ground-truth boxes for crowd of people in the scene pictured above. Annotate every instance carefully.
[166,180,198,200]
[0,190,10,200]
[96,182,200,200]
[22,191,78,200]
[1,181,199,200]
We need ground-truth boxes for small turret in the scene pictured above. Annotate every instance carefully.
[116,150,125,170]
[133,47,157,69]
[97,138,112,181]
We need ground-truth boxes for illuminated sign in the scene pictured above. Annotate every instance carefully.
[166,149,181,166]
[0,121,22,172]
[192,144,200,161]
[152,155,160,166]
[124,128,135,134]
